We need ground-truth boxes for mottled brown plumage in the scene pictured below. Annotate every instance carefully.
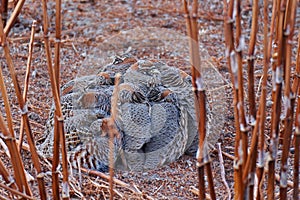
[39,57,200,172]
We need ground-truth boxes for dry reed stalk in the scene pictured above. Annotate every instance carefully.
[54,0,61,93]
[80,168,135,192]
[41,0,63,198]
[0,15,48,199]
[0,50,19,191]
[41,0,70,198]
[225,0,248,198]
[247,0,259,121]
[266,1,279,199]
[255,1,270,199]
[182,1,216,199]
[291,25,300,200]
[243,118,259,199]
[292,29,300,93]
[240,1,259,197]
[242,1,270,198]
[0,113,31,196]
[0,41,14,138]
[0,159,11,182]
[279,0,297,199]
[222,0,244,199]
[0,156,17,189]
[3,0,25,36]
[235,1,248,176]
[107,74,121,200]
[0,0,8,26]
[268,0,284,198]
[294,102,300,200]
[216,143,231,200]
[18,20,36,151]
[0,182,36,200]
[54,0,70,199]
[52,116,60,200]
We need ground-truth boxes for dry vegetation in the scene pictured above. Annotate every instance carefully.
[0,0,299,199]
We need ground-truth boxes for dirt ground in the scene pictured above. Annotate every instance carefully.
[0,0,297,199]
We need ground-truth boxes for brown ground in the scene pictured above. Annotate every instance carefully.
[0,0,297,199]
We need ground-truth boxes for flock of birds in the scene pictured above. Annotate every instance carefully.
[39,56,201,172]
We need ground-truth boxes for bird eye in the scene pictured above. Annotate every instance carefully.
[113,57,123,65]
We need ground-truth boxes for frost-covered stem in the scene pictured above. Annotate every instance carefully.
[291,24,300,200]
[183,1,215,199]
[242,114,259,198]
[242,1,261,197]
[279,0,297,199]
[292,29,300,94]
[294,107,300,200]
[223,0,243,198]
[235,0,248,173]
[268,0,284,198]
[256,1,269,199]
[235,0,250,198]
[247,0,259,122]
[18,20,36,152]
[0,15,47,199]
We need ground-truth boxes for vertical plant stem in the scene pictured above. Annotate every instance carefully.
[0,159,16,188]
[279,0,297,199]
[55,0,61,94]
[41,0,61,197]
[108,74,121,200]
[183,1,215,199]
[0,113,31,196]
[291,22,300,200]
[1,0,8,26]
[3,0,25,36]
[205,163,216,200]
[59,118,69,200]
[18,20,36,151]
[294,101,300,200]
[0,47,14,138]
[52,116,60,200]
[267,1,279,199]
[268,0,284,198]
[233,0,249,198]
[247,0,259,121]
[223,0,244,198]
[54,0,69,199]
[0,15,47,199]
[292,28,300,94]
[235,0,248,174]
[241,1,260,197]
[256,1,269,199]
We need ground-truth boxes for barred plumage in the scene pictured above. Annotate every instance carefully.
[39,57,205,172]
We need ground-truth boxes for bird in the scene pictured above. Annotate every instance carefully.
[39,56,200,172]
